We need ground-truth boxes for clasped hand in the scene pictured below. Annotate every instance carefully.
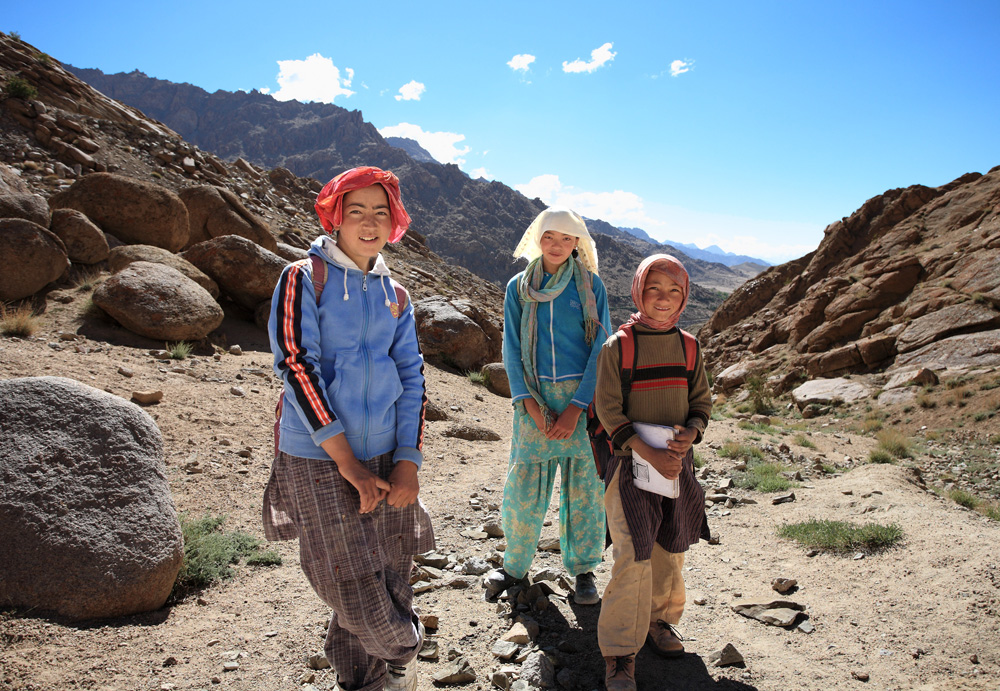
[524,399,583,440]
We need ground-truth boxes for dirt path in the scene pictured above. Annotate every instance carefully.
[2,299,999,691]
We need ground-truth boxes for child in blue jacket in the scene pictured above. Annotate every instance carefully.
[485,206,612,605]
[263,166,433,691]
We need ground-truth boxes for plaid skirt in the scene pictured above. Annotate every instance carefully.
[262,450,435,582]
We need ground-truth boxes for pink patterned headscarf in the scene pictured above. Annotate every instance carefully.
[314,166,412,242]
[623,254,690,331]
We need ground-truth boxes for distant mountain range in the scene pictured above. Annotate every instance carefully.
[66,65,765,327]
[617,226,770,268]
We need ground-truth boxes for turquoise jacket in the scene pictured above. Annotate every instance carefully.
[503,269,612,410]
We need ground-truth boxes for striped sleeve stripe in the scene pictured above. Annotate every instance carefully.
[610,422,636,451]
[276,264,334,430]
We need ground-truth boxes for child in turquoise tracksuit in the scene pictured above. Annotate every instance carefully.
[485,206,612,605]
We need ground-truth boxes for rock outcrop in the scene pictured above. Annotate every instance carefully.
[700,168,1000,388]
[0,376,183,621]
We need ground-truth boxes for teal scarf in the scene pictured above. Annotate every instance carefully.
[517,256,600,422]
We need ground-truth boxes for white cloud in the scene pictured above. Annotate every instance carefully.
[271,53,354,103]
[670,59,692,77]
[471,167,491,180]
[378,122,470,166]
[507,54,536,71]
[562,42,617,73]
[515,174,660,229]
[395,80,426,102]
[259,87,271,94]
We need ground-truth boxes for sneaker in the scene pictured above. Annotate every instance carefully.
[574,572,600,605]
[647,619,684,658]
[603,654,636,691]
[385,621,423,691]
[483,568,517,598]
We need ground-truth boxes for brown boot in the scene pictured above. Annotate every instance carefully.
[603,654,636,691]
[647,619,684,657]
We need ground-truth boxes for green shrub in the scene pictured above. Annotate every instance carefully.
[745,374,775,415]
[0,303,39,337]
[173,514,281,596]
[983,503,1000,522]
[777,519,903,552]
[3,76,37,100]
[792,433,816,449]
[465,370,485,385]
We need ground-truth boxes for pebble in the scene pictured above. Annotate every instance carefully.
[117,366,134,378]
[306,653,330,670]
[772,492,796,505]
[221,661,239,672]
[418,640,439,660]
[771,577,797,593]
[851,670,870,682]
[708,643,744,667]
[228,345,242,355]
[230,386,246,397]
[131,390,163,405]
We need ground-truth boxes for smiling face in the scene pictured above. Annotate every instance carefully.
[334,185,392,272]
[538,230,579,273]
[641,269,685,322]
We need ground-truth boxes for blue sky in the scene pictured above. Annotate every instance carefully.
[5,0,999,263]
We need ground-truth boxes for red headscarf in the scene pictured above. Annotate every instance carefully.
[314,166,412,243]
[623,254,690,331]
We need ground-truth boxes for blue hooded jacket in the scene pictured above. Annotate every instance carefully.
[269,236,426,466]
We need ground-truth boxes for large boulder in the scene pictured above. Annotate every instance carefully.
[48,208,110,264]
[0,163,50,227]
[179,184,277,253]
[895,303,1000,353]
[0,218,70,301]
[93,261,224,341]
[48,173,189,252]
[0,377,183,621]
[108,244,219,299]
[413,296,502,371]
[791,378,871,410]
[180,235,287,310]
[892,329,1000,370]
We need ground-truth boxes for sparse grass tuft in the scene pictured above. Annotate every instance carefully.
[173,514,281,597]
[778,519,903,553]
[737,420,778,435]
[167,341,193,360]
[0,303,40,337]
[718,441,764,463]
[736,462,793,492]
[983,503,1000,522]
[792,433,816,449]
[692,450,705,469]
[875,429,913,459]
[947,488,979,510]
[73,269,103,292]
[867,449,896,464]
[917,393,937,409]
[465,370,485,385]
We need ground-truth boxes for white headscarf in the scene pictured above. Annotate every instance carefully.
[512,206,599,274]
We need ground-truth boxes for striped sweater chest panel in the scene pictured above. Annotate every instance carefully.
[625,333,692,426]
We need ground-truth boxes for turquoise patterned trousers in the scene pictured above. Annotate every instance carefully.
[500,380,606,579]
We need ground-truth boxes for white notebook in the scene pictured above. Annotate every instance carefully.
[631,422,679,498]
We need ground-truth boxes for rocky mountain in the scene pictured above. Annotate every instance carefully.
[385,136,438,164]
[65,64,737,328]
[700,168,1000,397]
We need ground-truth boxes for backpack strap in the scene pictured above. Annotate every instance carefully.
[309,254,328,303]
[677,328,699,388]
[617,324,638,417]
[391,278,409,314]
